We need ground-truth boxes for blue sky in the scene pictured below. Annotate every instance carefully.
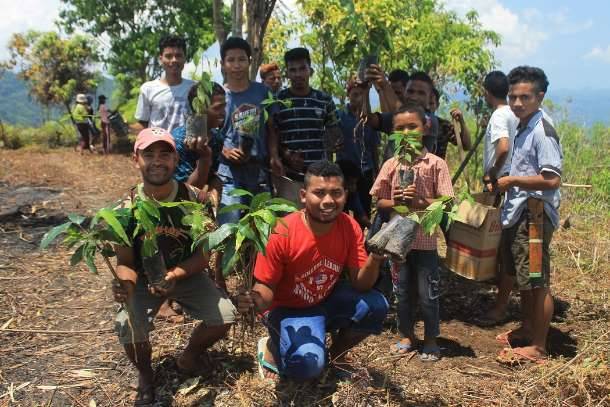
[1,0,609,91]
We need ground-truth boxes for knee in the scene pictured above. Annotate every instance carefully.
[283,351,325,381]
[366,292,389,323]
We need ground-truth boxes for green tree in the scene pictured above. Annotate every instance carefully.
[290,0,499,105]
[3,31,99,123]
[59,0,229,101]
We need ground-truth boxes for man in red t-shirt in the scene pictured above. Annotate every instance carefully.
[238,161,388,382]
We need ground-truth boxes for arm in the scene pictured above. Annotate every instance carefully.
[347,254,385,292]
[237,281,275,314]
[487,137,510,180]
[497,172,561,192]
[112,245,138,302]
[165,245,210,281]
[186,145,213,188]
[366,65,401,112]
[267,115,284,175]
[450,108,472,150]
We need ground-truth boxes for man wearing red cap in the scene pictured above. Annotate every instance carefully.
[112,128,237,405]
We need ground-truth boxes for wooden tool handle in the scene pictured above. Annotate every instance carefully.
[527,198,544,278]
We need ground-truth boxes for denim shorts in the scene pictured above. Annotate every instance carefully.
[264,281,388,381]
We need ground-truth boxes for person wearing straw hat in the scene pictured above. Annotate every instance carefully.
[73,93,92,154]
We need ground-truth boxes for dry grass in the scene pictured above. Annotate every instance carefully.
[0,148,608,406]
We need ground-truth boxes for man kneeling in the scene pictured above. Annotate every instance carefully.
[238,161,388,381]
[112,128,237,405]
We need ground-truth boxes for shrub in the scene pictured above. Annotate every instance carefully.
[0,121,78,149]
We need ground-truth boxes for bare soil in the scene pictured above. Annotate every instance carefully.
[0,148,608,406]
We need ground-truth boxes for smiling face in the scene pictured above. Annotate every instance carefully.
[286,59,312,93]
[206,93,227,129]
[508,81,544,122]
[222,48,250,83]
[134,141,178,186]
[263,69,282,92]
[159,46,186,77]
[300,175,346,224]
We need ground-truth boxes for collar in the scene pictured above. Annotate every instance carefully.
[137,179,178,203]
[517,109,543,135]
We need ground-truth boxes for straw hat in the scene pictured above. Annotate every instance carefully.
[76,94,88,103]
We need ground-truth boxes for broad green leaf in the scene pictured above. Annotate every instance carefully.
[70,244,86,266]
[253,216,272,247]
[393,205,410,214]
[138,199,160,220]
[253,208,276,225]
[83,243,98,274]
[221,240,238,277]
[97,208,131,246]
[266,204,298,213]
[228,188,254,198]
[204,223,237,251]
[235,230,245,252]
[40,221,73,249]
[266,197,298,208]
[218,203,250,215]
[249,192,272,212]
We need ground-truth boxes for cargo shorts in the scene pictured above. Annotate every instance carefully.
[500,210,554,291]
[115,272,237,344]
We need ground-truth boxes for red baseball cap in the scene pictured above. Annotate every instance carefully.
[134,127,176,153]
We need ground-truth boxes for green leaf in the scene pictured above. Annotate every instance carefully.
[40,222,73,249]
[266,204,298,213]
[266,197,298,207]
[253,208,276,225]
[83,243,98,274]
[253,216,272,247]
[393,205,410,214]
[218,203,250,215]
[68,214,86,225]
[138,199,161,220]
[235,230,245,252]
[249,192,272,212]
[228,188,254,198]
[204,223,237,251]
[96,208,131,247]
[221,240,238,277]
[70,244,86,266]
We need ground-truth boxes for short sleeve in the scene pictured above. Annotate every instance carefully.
[253,224,288,287]
[489,110,511,144]
[345,217,368,270]
[537,120,563,177]
[134,85,150,122]
[369,159,395,199]
[435,159,455,197]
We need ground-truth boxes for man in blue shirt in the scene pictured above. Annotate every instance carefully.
[493,66,562,365]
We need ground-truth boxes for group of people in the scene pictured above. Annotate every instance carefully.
[72,93,112,154]
[111,34,562,405]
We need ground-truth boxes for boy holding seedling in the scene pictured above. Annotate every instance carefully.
[237,161,388,382]
[217,37,283,225]
[135,35,195,133]
[494,66,562,365]
[369,104,454,361]
[112,128,237,405]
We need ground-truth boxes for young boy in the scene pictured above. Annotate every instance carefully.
[370,104,454,361]
[494,66,562,364]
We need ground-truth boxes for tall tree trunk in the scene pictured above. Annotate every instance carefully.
[232,0,244,38]
[246,0,276,80]
[212,0,228,45]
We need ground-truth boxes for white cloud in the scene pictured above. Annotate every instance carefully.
[443,0,548,67]
[585,45,610,64]
[0,0,61,61]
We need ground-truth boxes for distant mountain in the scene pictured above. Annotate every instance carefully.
[546,88,610,126]
[0,71,115,127]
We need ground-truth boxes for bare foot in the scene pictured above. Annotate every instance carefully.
[496,326,532,346]
[156,300,184,323]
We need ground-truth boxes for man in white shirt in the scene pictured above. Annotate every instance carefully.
[135,35,195,132]
[477,71,519,327]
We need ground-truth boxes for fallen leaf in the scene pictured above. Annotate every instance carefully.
[177,377,200,396]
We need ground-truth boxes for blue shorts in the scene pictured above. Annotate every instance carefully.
[265,281,388,381]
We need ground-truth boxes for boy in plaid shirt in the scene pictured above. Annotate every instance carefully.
[370,104,454,361]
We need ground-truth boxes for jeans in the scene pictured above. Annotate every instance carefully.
[217,177,268,225]
[265,281,388,381]
[397,250,440,339]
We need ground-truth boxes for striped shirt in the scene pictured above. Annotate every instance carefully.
[274,88,339,166]
[370,154,454,250]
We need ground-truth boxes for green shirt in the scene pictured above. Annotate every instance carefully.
[73,104,89,123]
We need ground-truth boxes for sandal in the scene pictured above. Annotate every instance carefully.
[419,345,441,362]
[496,348,546,366]
[257,337,280,381]
[495,330,531,347]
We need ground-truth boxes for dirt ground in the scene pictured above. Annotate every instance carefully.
[0,148,608,406]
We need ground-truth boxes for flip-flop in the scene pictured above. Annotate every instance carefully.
[419,345,441,362]
[391,340,413,354]
[495,330,531,347]
[257,337,280,381]
[496,348,546,367]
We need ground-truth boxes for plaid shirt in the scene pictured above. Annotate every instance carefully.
[370,154,454,250]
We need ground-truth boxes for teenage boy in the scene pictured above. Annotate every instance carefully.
[171,82,227,189]
[494,66,562,364]
[112,128,236,405]
[216,37,282,225]
[388,69,410,105]
[474,71,520,327]
[274,48,340,174]
[237,161,388,382]
[370,104,454,362]
[337,77,380,221]
[135,35,195,132]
